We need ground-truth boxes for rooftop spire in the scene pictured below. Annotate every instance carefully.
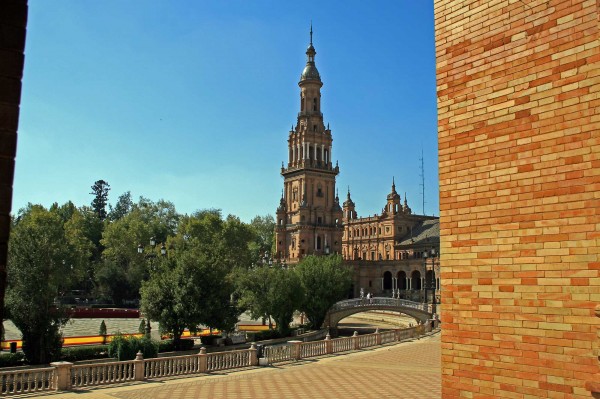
[310,21,313,45]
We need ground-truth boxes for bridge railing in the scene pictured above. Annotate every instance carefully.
[264,322,438,365]
[328,297,431,313]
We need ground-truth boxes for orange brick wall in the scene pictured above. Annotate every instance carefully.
[434,0,599,398]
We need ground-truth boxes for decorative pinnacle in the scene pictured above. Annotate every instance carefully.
[310,21,313,45]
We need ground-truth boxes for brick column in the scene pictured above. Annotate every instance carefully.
[0,0,28,332]
[434,1,600,398]
[50,361,72,391]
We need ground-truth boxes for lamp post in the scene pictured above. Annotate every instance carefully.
[423,249,437,317]
[137,237,167,271]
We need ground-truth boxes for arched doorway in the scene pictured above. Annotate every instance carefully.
[383,271,393,290]
[397,271,407,290]
[411,270,421,290]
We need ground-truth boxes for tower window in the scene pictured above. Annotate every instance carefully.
[313,125,317,131]
[317,216,322,224]
[313,98,317,111]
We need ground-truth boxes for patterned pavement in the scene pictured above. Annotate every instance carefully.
[45,333,440,399]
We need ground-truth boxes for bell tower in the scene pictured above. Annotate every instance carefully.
[275,26,343,264]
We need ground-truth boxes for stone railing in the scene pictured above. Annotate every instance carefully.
[0,323,438,394]
[0,367,55,395]
[264,323,436,366]
[71,360,136,388]
[37,344,259,393]
[328,298,430,313]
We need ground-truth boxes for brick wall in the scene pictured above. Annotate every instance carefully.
[434,0,599,398]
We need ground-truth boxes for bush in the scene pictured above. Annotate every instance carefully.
[108,334,158,360]
[0,352,25,368]
[61,345,109,362]
[158,338,194,352]
[252,329,282,341]
[99,320,107,336]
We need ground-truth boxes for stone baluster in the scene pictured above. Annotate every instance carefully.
[289,340,302,360]
[198,347,207,373]
[374,328,381,346]
[133,351,144,381]
[352,331,360,350]
[249,343,258,366]
[49,361,73,391]
[324,333,332,355]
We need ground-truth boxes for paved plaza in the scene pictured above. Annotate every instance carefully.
[38,333,440,399]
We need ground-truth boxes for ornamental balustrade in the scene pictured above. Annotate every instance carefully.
[0,367,55,395]
[0,322,438,394]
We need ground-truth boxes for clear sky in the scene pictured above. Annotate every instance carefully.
[14,1,439,222]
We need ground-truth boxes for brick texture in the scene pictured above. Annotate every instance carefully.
[434,0,600,398]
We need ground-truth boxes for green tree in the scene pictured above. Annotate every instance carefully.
[108,191,133,221]
[237,265,302,336]
[140,249,235,348]
[6,205,85,364]
[248,215,275,263]
[90,180,110,220]
[295,255,352,329]
[100,198,179,304]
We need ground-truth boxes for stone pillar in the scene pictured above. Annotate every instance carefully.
[328,146,332,164]
[321,144,324,161]
[313,144,316,160]
[50,361,73,391]
[352,331,359,350]
[134,351,144,381]
[374,328,381,345]
[198,347,207,373]
[324,333,332,354]
[249,342,258,366]
[289,340,302,360]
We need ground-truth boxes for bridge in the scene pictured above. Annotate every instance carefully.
[323,297,433,331]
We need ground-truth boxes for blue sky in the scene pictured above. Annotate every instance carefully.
[14,1,438,222]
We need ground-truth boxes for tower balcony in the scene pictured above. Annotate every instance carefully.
[298,110,323,118]
[282,159,339,175]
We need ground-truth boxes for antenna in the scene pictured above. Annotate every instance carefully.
[419,147,425,215]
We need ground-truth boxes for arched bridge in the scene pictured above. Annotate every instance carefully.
[323,297,433,329]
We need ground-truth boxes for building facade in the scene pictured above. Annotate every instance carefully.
[275,30,440,301]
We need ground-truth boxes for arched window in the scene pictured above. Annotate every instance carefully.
[301,95,305,111]
[317,236,322,250]
[313,97,317,111]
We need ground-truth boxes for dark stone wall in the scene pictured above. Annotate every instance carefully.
[0,0,28,324]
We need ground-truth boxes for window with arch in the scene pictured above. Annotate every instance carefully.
[317,236,322,250]
[313,97,317,111]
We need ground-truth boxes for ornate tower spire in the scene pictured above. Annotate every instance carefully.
[275,28,342,263]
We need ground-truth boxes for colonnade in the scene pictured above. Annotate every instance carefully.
[290,142,331,164]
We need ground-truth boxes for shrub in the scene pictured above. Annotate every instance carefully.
[61,345,109,362]
[158,339,174,353]
[108,334,159,361]
[99,320,107,336]
[0,352,25,368]
[252,329,282,341]
[138,320,146,334]
[158,338,194,352]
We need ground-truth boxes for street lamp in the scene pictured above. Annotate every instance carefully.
[423,249,437,317]
[137,237,167,271]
